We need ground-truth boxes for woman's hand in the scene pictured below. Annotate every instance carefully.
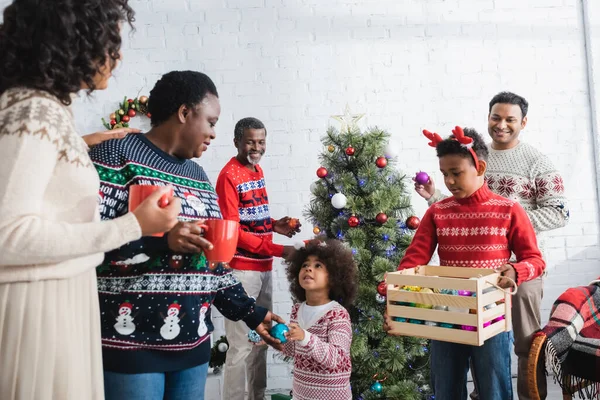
[83,127,141,148]
[167,220,214,253]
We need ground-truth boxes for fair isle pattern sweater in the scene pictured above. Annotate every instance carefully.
[215,157,284,272]
[89,134,267,373]
[281,302,352,400]
[0,88,141,284]
[402,184,545,285]
[428,142,569,256]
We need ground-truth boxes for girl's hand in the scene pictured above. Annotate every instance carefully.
[286,323,305,341]
[83,127,141,148]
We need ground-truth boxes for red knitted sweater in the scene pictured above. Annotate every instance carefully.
[399,184,545,285]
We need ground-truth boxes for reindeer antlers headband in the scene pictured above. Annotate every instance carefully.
[422,126,480,168]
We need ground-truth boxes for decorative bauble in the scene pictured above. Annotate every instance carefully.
[375,156,387,168]
[347,215,359,227]
[118,109,125,116]
[288,218,300,230]
[109,113,116,120]
[130,103,136,110]
[370,381,383,393]
[406,216,420,230]
[110,119,116,126]
[139,95,148,104]
[331,193,347,209]
[316,167,328,179]
[313,226,321,234]
[377,281,387,296]
[375,294,386,304]
[128,109,136,117]
[127,98,134,103]
[415,171,430,185]
[121,115,130,123]
[327,145,335,152]
[217,342,229,352]
[345,146,355,156]
[270,323,289,344]
[147,112,152,118]
[248,330,262,343]
[375,212,388,224]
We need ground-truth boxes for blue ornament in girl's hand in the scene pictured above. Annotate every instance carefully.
[270,323,290,343]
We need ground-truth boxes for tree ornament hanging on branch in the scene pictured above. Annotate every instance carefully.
[327,145,335,153]
[348,215,359,227]
[102,95,150,130]
[331,193,347,209]
[313,226,321,235]
[316,167,328,179]
[375,212,388,225]
[345,146,355,156]
[375,156,387,168]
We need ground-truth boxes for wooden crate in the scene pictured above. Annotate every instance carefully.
[386,266,511,346]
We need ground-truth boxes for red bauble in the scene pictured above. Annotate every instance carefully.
[406,216,421,230]
[316,167,328,179]
[348,215,359,227]
[345,146,355,156]
[376,156,387,168]
[128,109,136,117]
[377,281,387,296]
[110,119,117,126]
[121,115,131,123]
[376,212,388,224]
[127,98,134,103]
[146,112,152,118]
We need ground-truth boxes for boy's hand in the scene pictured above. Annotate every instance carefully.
[286,323,305,341]
[496,264,517,289]
[414,176,436,200]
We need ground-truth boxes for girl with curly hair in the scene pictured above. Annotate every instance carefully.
[0,1,180,399]
[281,238,358,400]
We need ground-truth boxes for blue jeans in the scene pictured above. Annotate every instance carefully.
[430,332,513,400]
[104,363,208,400]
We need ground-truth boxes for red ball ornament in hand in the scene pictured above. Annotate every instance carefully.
[316,167,328,179]
[377,281,387,296]
[345,146,355,156]
[406,216,421,230]
[348,215,359,227]
[375,212,388,224]
[376,157,387,168]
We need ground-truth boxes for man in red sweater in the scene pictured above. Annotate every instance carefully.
[216,117,300,400]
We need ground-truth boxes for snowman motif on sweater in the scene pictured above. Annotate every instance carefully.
[160,301,184,340]
[114,301,136,335]
[197,302,210,337]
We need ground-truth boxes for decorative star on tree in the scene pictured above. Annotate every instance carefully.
[330,104,365,133]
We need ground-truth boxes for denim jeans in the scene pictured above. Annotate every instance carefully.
[103,363,208,400]
[430,332,513,400]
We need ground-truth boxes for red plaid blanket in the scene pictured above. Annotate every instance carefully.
[542,280,600,397]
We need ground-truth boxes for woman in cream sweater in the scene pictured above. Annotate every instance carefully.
[0,0,181,399]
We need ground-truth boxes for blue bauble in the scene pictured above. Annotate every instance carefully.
[370,381,383,393]
[247,330,262,343]
[270,323,290,343]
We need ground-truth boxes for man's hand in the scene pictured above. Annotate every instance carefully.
[83,127,141,148]
[273,217,301,238]
[496,264,517,289]
[286,323,305,342]
[254,311,286,351]
[281,245,294,260]
[414,176,436,200]
[167,220,214,253]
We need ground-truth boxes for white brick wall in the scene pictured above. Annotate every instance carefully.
[3,0,600,397]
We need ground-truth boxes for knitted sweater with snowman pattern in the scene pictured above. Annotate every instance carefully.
[89,134,267,374]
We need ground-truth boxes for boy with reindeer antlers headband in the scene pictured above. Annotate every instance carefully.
[384,127,545,400]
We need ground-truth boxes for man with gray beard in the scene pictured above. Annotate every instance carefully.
[216,117,299,400]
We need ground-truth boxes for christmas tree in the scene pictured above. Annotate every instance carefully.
[305,107,432,400]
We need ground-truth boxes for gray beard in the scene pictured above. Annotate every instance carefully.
[247,154,262,165]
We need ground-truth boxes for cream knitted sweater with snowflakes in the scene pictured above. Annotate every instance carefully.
[0,88,141,284]
[429,142,569,256]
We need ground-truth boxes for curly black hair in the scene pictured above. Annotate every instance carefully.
[148,70,219,127]
[234,117,267,142]
[436,127,489,165]
[489,91,528,118]
[0,0,135,105]
[285,238,358,310]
